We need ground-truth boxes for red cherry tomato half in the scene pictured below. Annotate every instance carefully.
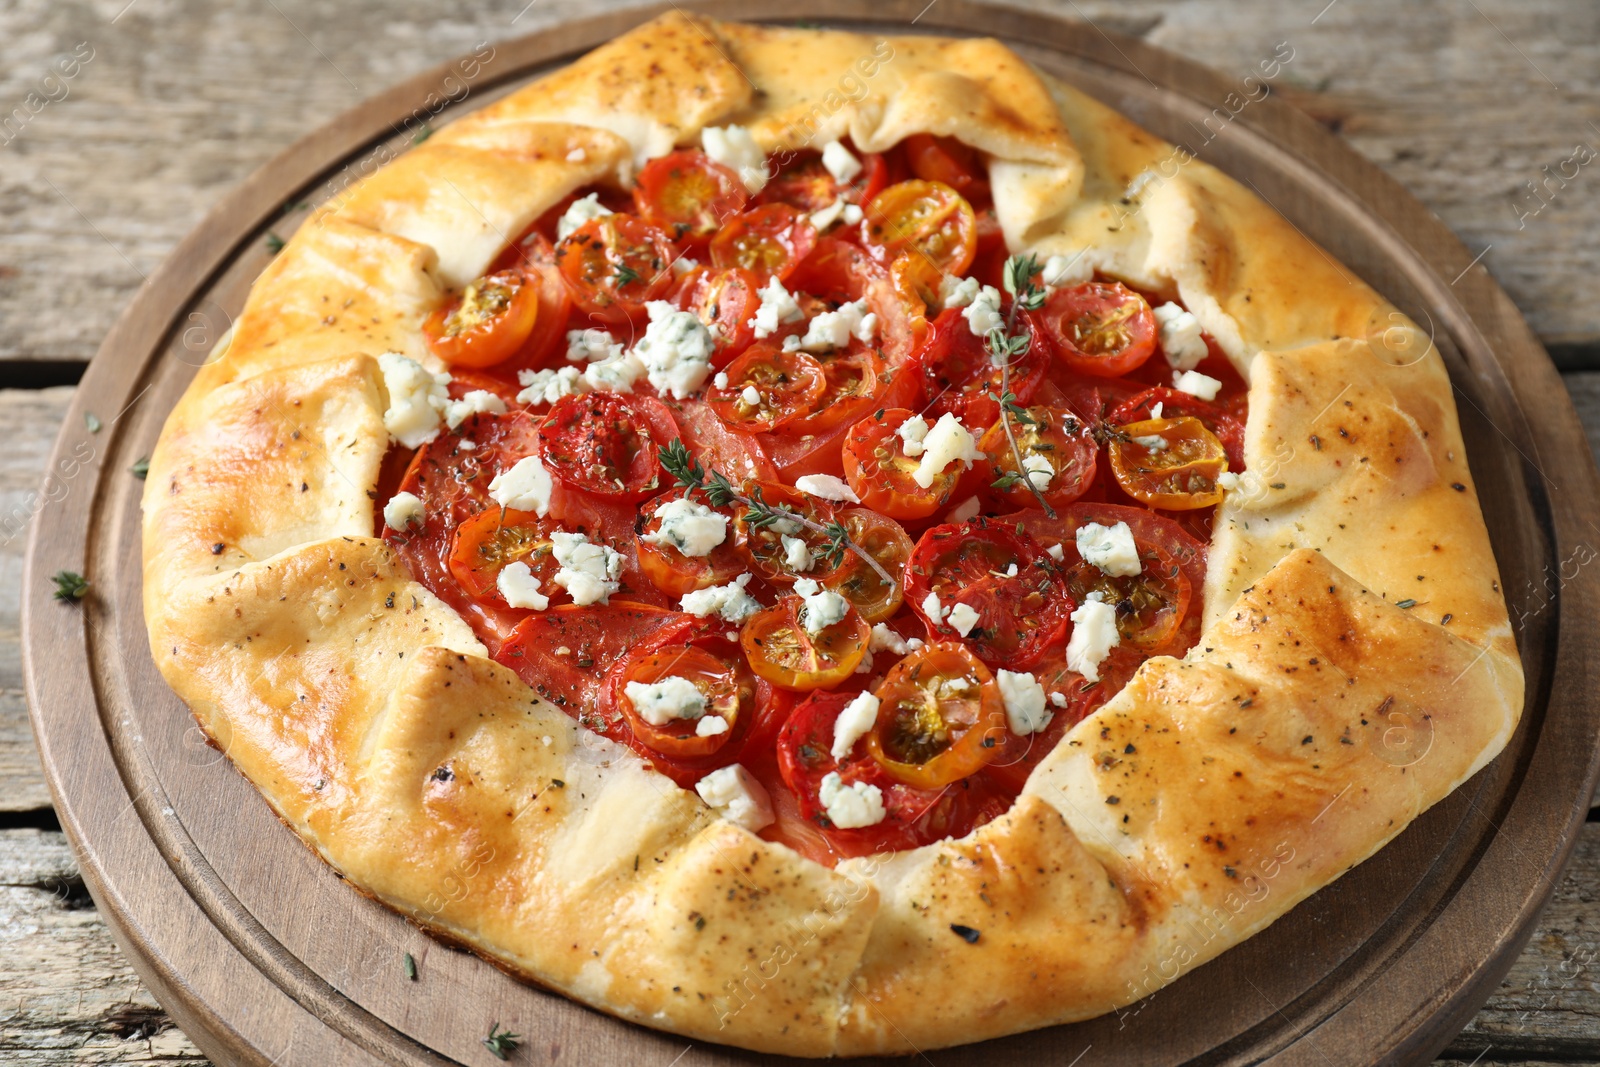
[635,488,743,597]
[632,150,749,247]
[739,595,870,691]
[819,509,913,624]
[977,404,1098,511]
[709,203,818,284]
[609,639,753,759]
[862,180,978,276]
[555,213,679,325]
[706,342,827,433]
[537,391,678,501]
[903,134,989,200]
[866,641,1007,789]
[1107,416,1229,510]
[757,149,889,213]
[446,507,563,604]
[918,306,1048,429]
[731,480,838,585]
[1110,386,1246,470]
[674,265,761,367]
[423,270,540,369]
[841,408,959,521]
[1030,281,1158,378]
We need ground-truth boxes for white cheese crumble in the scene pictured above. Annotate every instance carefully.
[1022,453,1054,490]
[1046,542,1065,562]
[701,125,769,192]
[794,474,860,503]
[566,147,586,163]
[799,298,876,353]
[1172,369,1223,401]
[583,348,647,393]
[624,675,706,725]
[912,413,986,488]
[1076,520,1141,577]
[747,276,805,339]
[1042,253,1092,288]
[819,772,886,829]
[1150,401,1165,419]
[922,590,946,623]
[800,587,851,635]
[634,300,717,399]
[741,384,762,406]
[1217,471,1242,491]
[382,491,424,530]
[551,531,622,605]
[713,371,729,389]
[831,691,880,760]
[1049,691,1069,708]
[896,414,930,457]
[696,714,729,737]
[672,257,698,275]
[809,197,847,231]
[869,623,924,656]
[778,534,812,573]
[515,366,590,406]
[443,388,507,430]
[1067,591,1120,682]
[793,577,821,597]
[680,573,762,622]
[1153,301,1209,370]
[1132,434,1169,452]
[947,495,981,522]
[497,561,550,611]
[556,192,612,240]
[488,455,554,516]
[378,353,449,448]
[996,669,1052,736]
[820,140,862,184]
[947,602,981,637]
[642,497,728,557]
[961,284,1004,338]
[566,327,624,363]
[842,203,863,225]
[939,274,981,309]
[695,764,774,832]
[459,439,477,451]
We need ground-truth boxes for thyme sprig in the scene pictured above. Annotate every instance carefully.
[985,253,1057,517]
[658,439,896,591]
[482,1022,521,1061]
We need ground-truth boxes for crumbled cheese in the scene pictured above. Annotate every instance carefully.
[696,714,729,737]
[820,140,862,184]
[800,588,851,635]
[961,284,1004,338]
[680,573,762,622]
[831,691,880,760]
[624,675,706,725]
[799,299,876,352]
[996,670,1051,736]
[1217,471,1242,491]
[741,384,762,406]
[939,273,981,309]
[1022,453,1054,490]
[458,440,477,451]
[1153,301,1209,370]
[748,276,805,339]
[556,192,612,240]
[869,623,924,656]
[1173,369,1223,401]
[634,300,716,399]
[809,197,847,231]
[488,455,553,516]
[378,353,449,448]
[713,371,729,389]
[1150,401,1165,419]
[781,334,802,352]
[1046,542,1065,562]
[515,366,590,406]
[642,497,727,557]
[1049,691,1069,708]
[794,474,860,503]
[1042,253,1091,287]
[818,772,885,829]
[701,125,769,192]
[855,648,874,674]
[583,348,647,393]
[566,147,586,163]
[566,327,623,363]
[922,590,946,623]
[382,491,424,530]
[695,764,774,832]
[793,577,821,597]
[437,387,504,430]
[551,531,622,605]
[781,534,813,573]
[1067,591,1120,682]
[897,414,930,457]
[912,412,985,489]
[1076,520,1141,577]
[1132,434,1169,452]
[497,561,550,611]
[947,496,981,522]
[672,256,698,275]
[947,602,981,637]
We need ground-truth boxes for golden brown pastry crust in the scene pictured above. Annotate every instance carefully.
[141,12,1523,1055]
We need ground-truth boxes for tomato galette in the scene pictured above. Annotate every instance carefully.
[142,13,1523,1056]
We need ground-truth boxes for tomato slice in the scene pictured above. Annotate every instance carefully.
[635,487,743,596]
[537,391,678,501]
[778,341,889,438]
[1108,416,1228,510]
[609,641,753,759]
[555,213,679,325]
[861,180,978,276]
[1030,281,1158,378]
[709,203,818,283]
[756,149,888,212]
[918,306,1047,429]
[819,509,912,624]
[706,342,827,432]
[446,507,563,603]
[866,642,1007,789]
[494,602,684,714]
[740,595,870,691]
[632,150,749,247]
[1110,386,1246,471]
[889,252,943,329]
[674,265,761,367]
[666,397,778,485]
[977,404,1098,511]
[903,134,988,200]
[505,234,576,373]
[423,269,540,369]
[905,520,1071,669]
[732,480,838,585]
[841,408,958,520]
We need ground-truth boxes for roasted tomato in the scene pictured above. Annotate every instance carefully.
[903,134,988,199]
[709,203,818,283]
[866,642,1008,789]
[675,265,761,366]
[706,342,827,433]
[918,306,1047,429]
[635,488,743,596]
[841,408,960,520]
[777,340,892,440]
[495,602,682,713]
[905,520,1071,669]
[756,148,888,213]
[446,507,563,603]
[977,405,1098,510]
[606,625,755,760]
[731,480,838,585]
[862,180,978,276]
[632,150,749,247]
[888,252,944,329]
[1108,416,1228,509]
[423,269,540,369]
[537,391,679,501]
[555,213,679,324]
[1031,281,1158,378]
[819,509,913,624]
[1111,386,1246,470]
[740,595,870,691]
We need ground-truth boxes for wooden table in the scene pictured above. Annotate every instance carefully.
[3,1,1599,1062]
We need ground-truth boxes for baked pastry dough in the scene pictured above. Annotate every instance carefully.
[141,13,1522,1055]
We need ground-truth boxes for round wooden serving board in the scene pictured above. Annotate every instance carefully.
[22,2,1600,1063]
